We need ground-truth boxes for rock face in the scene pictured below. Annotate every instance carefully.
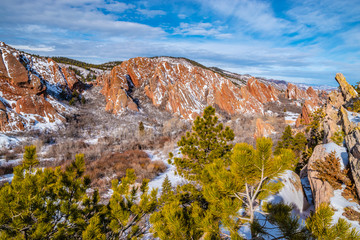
[254,118,275,138]
[335,73,357,102]
[345,130,360,197]
[307,144,335,209]
[98,57,280,119]
[0,42,82,131]
[295,100,318,127]
[285,83,308,100]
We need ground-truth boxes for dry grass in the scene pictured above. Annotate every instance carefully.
[84,149,166,195]
[343,207,360,223]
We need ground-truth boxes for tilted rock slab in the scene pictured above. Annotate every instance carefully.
[335,73,357,102]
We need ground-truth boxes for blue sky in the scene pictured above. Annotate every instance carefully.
[1,0,360,86]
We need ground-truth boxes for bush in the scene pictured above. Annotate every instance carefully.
[331,130,345,146]
[85,149,166,195]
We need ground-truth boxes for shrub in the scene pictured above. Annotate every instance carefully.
[331,130,345,146]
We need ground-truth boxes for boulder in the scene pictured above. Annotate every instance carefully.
[340,106,352,134]
[322,102,341,143]
[307,144,335,209]
[2,49,28,86]
[15,95,59,122]
[245,78,278,104]
[335,73,357,102]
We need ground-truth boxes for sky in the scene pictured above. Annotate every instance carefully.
[0,0,360,86]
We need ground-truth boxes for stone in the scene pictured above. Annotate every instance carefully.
[335,73,357,102]
[340,106,352,134]
[328,90,345,108]
[344,129,360,197]
[307,144,335,209]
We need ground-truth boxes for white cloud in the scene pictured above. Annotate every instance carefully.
[173,22,232,38]
[11,44,55,52]
[0,0,165,38]
[137,9,166,18]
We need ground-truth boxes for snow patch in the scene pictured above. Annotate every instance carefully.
[146,149,184,192]
[285,112,300,126]
[0,134,19,149]
[346,109,360,124]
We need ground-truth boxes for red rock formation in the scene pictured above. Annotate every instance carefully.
[245,78,279,104]
[15,95,59,122]
[0,42,80,131]
[98,57,279,119]
[285,83,308,100]
[295,100,318,127]
[254,118,275,138]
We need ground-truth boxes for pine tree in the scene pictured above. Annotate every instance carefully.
[22,145,39,171]
[229,138,296,224]
[107,168,158,239]
[0,151,100,239]
[306,203,360,239]
[260,203,310,239]
[171,105,234,183]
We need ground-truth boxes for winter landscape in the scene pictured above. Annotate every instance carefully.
[1,0,360,239]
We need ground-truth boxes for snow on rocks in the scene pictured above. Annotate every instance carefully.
[346,109,360,124]
[268,170,311,217]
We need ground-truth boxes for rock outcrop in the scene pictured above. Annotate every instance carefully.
[285,83,308,100]
[335,73,357,102]
[344,129,360,197]
[98,57,280,119]
[0,42,82,131]
[307,144,335,209]
[295,100,318,127]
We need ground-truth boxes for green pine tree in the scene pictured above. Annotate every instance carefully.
[0,152,100,239]
[107,168,158,239]
[306,203,360,239]
[206,137,296,237]
[171,105,234,183]
[22,145,39,172]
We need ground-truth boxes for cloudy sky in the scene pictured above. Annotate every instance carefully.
[1,0,360,86]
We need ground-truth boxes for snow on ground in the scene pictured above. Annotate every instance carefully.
[284,112,299,126]
[346,109,360,124]
[146,148,184,192]
[331,187,360,231]
[84,138,99,145]
[0,173,14,183]
[322,142,360,230]
[0,134,19,149]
